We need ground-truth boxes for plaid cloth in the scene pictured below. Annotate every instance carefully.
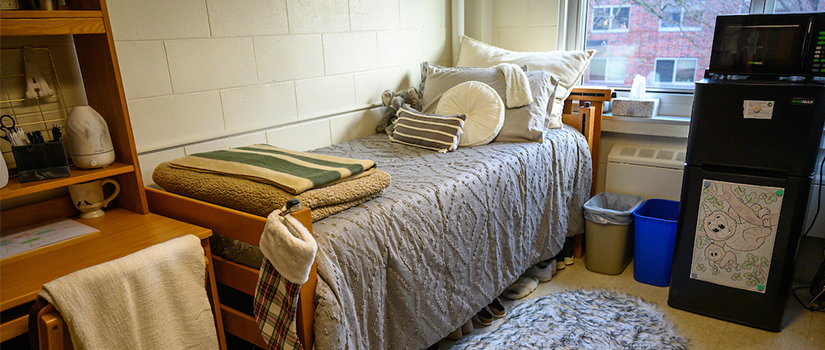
[254,258,303,350]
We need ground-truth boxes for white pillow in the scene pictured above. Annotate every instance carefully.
[455,35,595,129]
[436,81,504,147]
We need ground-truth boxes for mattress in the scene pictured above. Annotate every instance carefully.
[155,126,592,349]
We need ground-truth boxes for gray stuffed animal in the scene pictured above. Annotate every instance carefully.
[376,87,421,135]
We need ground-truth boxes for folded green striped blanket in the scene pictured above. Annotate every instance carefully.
[168,145,376,195]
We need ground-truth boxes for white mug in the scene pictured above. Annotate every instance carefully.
[68,179,120,219]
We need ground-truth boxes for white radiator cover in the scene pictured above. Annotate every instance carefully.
[605,143,686,201]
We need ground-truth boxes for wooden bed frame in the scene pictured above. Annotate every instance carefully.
[145,87,613,350]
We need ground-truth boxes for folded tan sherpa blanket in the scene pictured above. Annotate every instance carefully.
[169,145,376,195]
[153,161,391,222]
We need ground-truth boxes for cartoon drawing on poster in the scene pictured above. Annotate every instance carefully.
[689,179,782,293]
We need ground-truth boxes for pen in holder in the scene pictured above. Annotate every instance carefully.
[11,141,71,183]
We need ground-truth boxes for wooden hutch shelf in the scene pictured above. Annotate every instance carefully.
[0,162,134,200]
[0,11,105,36]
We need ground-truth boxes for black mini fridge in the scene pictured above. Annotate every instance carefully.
[667,80,825,331]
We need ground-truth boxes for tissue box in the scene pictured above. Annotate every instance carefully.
[612,98,659,118]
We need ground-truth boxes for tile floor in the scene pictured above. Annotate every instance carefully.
[438,237,825,350]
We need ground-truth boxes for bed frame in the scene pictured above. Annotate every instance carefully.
[145,87,612,350]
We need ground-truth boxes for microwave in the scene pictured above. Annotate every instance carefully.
[708,12,825,79]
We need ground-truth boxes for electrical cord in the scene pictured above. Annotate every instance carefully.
[802,152,825,238]
[792,286,825,312]
[792,152,825,312]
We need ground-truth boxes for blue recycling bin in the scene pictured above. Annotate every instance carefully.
[633,199,680,287]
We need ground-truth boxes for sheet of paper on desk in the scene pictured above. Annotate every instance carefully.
[0,218,99,259]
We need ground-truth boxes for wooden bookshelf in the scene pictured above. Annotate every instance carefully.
[0,10,105,36]
[0,2,224,347]
[0,162,133,200]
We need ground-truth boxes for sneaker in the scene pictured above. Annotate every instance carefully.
[563,238,575,265]
[553,247,566,270]
[526,260,555,282]
[556,259,566,270]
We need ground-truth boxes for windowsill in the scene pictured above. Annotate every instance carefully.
[601,113,690,138]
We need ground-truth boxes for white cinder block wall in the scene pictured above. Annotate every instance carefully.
[464,0,560,52]
[104,0,452,187]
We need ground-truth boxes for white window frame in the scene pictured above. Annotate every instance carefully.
[653,58,699,85]
[591,5,631,33]
[588,57,627,83]
[658,5,702,32]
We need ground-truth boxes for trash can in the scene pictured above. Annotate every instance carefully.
[633,199,680,286]
[583,192,644,275]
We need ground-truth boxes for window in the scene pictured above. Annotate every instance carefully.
[659,4,702,31]
[581,0,751,90]
[774,0,825,13]
[654,58,698,85]
[592,5,630,32]
[589,57,627,83]
[567,0,825,120]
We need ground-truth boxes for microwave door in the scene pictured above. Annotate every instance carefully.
[714,24,808,74]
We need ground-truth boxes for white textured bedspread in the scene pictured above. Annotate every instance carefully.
[309,126,592,350]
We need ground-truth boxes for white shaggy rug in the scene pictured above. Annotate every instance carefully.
[448,289,689,350]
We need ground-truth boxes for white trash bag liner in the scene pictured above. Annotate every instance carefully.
[584,192,644,225]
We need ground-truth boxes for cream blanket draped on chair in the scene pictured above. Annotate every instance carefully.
[38,235,219,350]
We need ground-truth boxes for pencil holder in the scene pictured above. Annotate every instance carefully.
[11,141,71,183]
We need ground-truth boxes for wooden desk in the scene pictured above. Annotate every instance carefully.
[0,209,219,345]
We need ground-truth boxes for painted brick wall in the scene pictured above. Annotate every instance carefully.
[103,0,452,186]
[491,0,558,51]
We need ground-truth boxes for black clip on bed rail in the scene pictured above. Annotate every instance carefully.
[280,199,302,217]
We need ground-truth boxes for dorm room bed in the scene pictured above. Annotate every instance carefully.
[146,87,612,350]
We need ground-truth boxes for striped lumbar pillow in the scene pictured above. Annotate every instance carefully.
[389,104,466,153]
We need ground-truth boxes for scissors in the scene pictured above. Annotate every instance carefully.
[0,115,25,146]
[0,115,15,143]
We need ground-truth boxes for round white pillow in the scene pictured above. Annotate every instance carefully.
[436,81,505,147]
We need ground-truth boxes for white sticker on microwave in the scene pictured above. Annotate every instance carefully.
[743,100,774,119]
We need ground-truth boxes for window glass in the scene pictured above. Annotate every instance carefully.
[660,5,703,30]
[589,57,627,82]
[589,58,607,80]
[654,59,676,83]
[593,7,611,31]
[773,0,825,12]
[583,0,750,90]
[607,58,627,80]
[675,59,698,82]
[592,5,631,32]
[660,5,683,29]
